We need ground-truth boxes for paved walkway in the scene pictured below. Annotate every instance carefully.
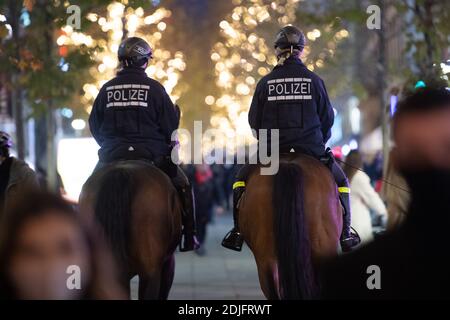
[131,214,264,300]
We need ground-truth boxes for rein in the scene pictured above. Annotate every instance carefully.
[335,158,411,194]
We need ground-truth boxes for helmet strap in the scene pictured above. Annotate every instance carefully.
[140,61,148,69]
[0,147,9,159]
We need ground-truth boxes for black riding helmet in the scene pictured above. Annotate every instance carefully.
[0,131,12,157]
[118,37,153,68]
[274,25,306,52]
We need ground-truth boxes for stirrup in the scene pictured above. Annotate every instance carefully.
[222,229,244,252]
[340,228,361,253]
[179,232,200,252]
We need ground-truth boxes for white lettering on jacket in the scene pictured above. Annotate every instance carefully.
[267,78,312,101]
[105,84,150,107]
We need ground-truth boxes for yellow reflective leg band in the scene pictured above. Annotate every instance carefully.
[338,187,351,194]
[233,181,246,190]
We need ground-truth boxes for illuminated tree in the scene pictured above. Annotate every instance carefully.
[396,0,450,89]
[58,1,186,116]
[0,0,185,188]
[0,0,109,188]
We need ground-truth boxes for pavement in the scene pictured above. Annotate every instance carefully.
[131,213,265,300]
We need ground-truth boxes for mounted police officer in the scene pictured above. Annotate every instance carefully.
[89,37,199,252]
[222,26,360,252]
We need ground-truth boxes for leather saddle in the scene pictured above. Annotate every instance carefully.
[99,145,177,179]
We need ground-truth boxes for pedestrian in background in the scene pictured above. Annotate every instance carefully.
[193,164,214,256]
[343,150,387,245]
[0,131,39,214]
[382,150,410,230]
[211,163,226,214]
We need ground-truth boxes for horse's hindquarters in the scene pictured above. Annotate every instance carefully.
[79,161,182,299]
[239,156,343,299]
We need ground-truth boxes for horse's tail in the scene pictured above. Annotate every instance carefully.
[273,162,317,299]
[94,167,135,270]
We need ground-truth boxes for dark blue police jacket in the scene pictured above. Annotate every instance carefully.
[89,67,179,161]
[249,56,334,157]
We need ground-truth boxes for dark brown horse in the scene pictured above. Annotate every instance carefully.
[78,160,182,299]
[239,154,342,299]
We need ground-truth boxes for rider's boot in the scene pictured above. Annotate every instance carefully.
[222,181,245,251]
[339,189,361,252]
[321,148,360,252]
[173,168,200,252]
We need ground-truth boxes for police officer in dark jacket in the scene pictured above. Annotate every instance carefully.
[222,26,360,252]
[89,37,199,252]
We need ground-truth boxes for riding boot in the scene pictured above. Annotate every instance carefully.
[321,148,360,252]
[339,190,361,252]
[172,168,200,252]
[221,181,245,251]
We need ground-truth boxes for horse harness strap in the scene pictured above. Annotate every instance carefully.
[338,187,351,194]
[233,181,246,189]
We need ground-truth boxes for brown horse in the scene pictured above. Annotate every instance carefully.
[78,160,182,299]
[239,154,343,299]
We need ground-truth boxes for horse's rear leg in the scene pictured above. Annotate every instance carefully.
[115,272,132,299]
[138,271,161,300]
[123,277,131,300]
[159,255,176,300]
[256,261,279,300]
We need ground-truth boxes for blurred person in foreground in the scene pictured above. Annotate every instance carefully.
[321,87,450,299]
[0,131,39,211]
[343,150,387,245]
[0,191,125,299]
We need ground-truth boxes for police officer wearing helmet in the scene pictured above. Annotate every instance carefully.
[222,26,360,252]
[89,37,199,252]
